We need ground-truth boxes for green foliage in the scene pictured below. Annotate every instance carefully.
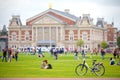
[117,37,120,48]
[101,41,108,49]
[0,52,120,78]
[76,39,84,47]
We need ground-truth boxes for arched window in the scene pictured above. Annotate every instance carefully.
[12,32,16,41]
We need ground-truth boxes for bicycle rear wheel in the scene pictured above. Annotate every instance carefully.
[94,64,105,76]
[75,64,87,76]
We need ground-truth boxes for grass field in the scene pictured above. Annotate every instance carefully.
[0,52,120,78]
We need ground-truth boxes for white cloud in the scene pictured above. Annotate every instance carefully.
[0,0,120,29]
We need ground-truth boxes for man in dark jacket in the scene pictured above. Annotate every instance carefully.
[2,48,7,62]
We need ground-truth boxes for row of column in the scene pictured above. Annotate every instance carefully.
[32,26,63,46]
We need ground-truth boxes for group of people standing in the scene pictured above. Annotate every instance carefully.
[1,48,19,62]
[73,47,120,60]
[109,48,120,65]
[74,49,86,60]
[49,48,64,60]
[113,48,120,59]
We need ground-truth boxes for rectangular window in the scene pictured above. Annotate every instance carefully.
[12,35,16,41]
[82,33,88,41]
[69,34,74,41]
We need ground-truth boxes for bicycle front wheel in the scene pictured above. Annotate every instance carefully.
[75,64,88,76]
[94,64,105,76]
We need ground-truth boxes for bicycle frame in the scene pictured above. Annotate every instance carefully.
[83,59,94,71]
[75,59,105,76]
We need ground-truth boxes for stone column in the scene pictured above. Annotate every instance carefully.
[19,27,21,48]
[56,26,58,42]
[36,26,37,42]
[90,29,92,51]
[43,27,44,40]
[32,26,34,46]
[61,27,62,41]
[49,26,51,47]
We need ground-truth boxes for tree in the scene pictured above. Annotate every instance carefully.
[117,37,120,48]
[76,39,84,51]
[101,41,108,49]
[1,25,8,36]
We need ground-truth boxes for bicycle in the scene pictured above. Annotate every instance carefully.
[75,59,105,76]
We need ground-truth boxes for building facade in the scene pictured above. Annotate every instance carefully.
[117,30,120,37]
[8,8,113,51]
[106,24,118,48]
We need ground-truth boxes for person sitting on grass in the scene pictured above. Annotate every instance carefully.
[110,57,115,65]
[41,60,52,69]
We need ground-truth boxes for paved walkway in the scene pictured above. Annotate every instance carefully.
[0,78,120,80]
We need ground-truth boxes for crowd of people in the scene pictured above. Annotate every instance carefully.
[1,48,19,62]
[1,47,120,69]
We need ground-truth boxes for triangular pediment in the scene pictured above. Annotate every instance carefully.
[26,8,77,26]
[33,14,64,24]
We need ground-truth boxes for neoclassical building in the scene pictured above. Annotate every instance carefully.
[8,8,108,50]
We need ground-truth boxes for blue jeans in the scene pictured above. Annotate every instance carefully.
[15,55,18,61]
[82,54,85,58]
[101,54,104,60]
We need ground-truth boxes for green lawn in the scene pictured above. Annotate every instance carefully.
[0,52,120,78]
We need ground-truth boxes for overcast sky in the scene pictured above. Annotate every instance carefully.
[0,0,120,29]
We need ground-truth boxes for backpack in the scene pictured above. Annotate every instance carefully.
[47,64,52,69]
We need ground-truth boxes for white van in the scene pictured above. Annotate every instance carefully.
[36,47,49,52]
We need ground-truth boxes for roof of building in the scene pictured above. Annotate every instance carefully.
[96,18,104,28]
[51,9,78,21]
[26,8,78,25]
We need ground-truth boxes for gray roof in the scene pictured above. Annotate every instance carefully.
[51,9,79,21]
[80,16,91,25]
[96,18,104,28]
[96,20,104,28]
